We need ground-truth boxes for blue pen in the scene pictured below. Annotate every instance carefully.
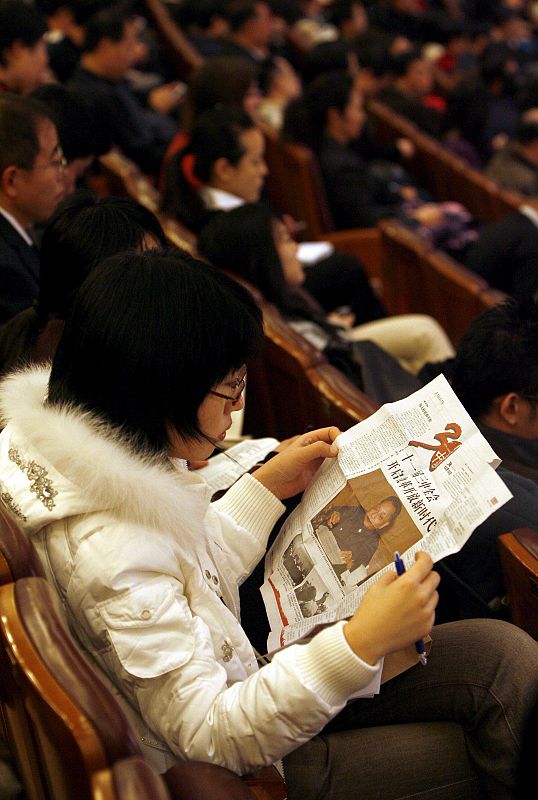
[394,551,428,666]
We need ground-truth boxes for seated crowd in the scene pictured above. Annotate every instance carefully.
[0,1,538,798]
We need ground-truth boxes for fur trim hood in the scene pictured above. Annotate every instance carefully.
[0,366,208,548]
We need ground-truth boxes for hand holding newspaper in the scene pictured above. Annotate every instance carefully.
[260,375,512,669]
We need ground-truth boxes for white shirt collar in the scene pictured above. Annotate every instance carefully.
[0,206,34,246]
[199,186,245,211]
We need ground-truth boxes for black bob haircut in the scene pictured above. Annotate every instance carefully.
[48,248,263,454]
[450,299,538,419]
[38,191,167,323]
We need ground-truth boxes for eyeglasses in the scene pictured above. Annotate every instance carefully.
[29,147,67,174]
[209,374,246,405]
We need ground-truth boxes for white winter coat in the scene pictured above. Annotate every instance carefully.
[0,367,381,774]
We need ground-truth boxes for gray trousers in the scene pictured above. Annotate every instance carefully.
[284,620,538,800]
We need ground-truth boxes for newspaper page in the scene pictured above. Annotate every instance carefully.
[261,374,512,654]
[198,437,279,495]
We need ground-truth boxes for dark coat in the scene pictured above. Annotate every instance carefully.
[0,214,40,324]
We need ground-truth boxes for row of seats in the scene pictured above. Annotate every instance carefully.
[366,99,527,224]
[88,150,380,441]
[377,219,508,346]
[0,503,286,800]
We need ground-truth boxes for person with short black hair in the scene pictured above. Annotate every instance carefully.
[0,247,537,800]
[0,93,64,323]
[68,1,180,177]
[30,83,111,196]
[0,191,167,375]
[0,0,49,94]
[451,299,538,482]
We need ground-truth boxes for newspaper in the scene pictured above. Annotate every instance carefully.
[199,437,279,495]
[261,374,512,655]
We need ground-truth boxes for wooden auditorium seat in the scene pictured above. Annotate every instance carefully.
[92,149,160,213]
[229,273,377,439]
[92,756,172,800]
[0,501,45,585]
[377,219,432,317]
[420,248,508,346]
[0,575,284,800]
[378,219,507,345]
[262,133,383,283]
[498,528,538,640]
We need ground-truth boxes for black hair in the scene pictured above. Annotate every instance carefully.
[0,94,53,173]
[183,56,258,131]
[197,203,321,325]
[161,106,256,231]
[283,70,353,149]
[451,299,538,419]
[82,1,135,52]
[174,0,228,31]
[37,191,167,324]
[198,203,289,305]
[328,0,362,27]
[0,1,47,65]
[29,84,111,161]
[387,48,423,79]
[48,248,263,453]
[225,0,266,32]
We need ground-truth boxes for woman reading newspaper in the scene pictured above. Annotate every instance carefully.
[1,248,537,800]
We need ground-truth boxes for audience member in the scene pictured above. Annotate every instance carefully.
[432,299,538,611]
[172,0,230,58]
[221,0,276,64]
[0,192,167,376]
[377,48,446,138]
[161,106,387,324]
[485,107,538,194]
[465,204,538,300]
[37,0,109,83]
[68,1,179,177]
[30,83,111,197]
[451,299,538,484]
[161,55,262,180]
[284,69,477,254]
[0,0,50,94]
[197,203,453,384]
[257,54,302,132]
[1,247,537,800]
[0,94,64,323]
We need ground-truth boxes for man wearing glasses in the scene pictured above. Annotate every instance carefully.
[0,94,65,323]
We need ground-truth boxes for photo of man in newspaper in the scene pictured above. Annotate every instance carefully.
[312,472,419,585]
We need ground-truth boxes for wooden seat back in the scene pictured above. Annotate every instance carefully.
[0,577,142,800]
[92,756,171,800]
[498,528,538,640]
[0,502,45,586]
[378,219,432,317]
[263,135,334,240]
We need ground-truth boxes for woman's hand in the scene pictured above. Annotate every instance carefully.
[344,552,439,665]
[251,427,340,500]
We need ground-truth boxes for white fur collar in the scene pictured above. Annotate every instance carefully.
[0,366,208,546]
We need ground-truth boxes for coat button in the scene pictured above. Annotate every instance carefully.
[222,640,234,662]
[212,574,219,584]
[140,609,151,620]
[205,570,211,579]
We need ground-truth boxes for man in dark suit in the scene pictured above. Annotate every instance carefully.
[0,94,64,323]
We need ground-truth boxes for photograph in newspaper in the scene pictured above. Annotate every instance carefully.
[261,375,513,655]
[311,472,419,587]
